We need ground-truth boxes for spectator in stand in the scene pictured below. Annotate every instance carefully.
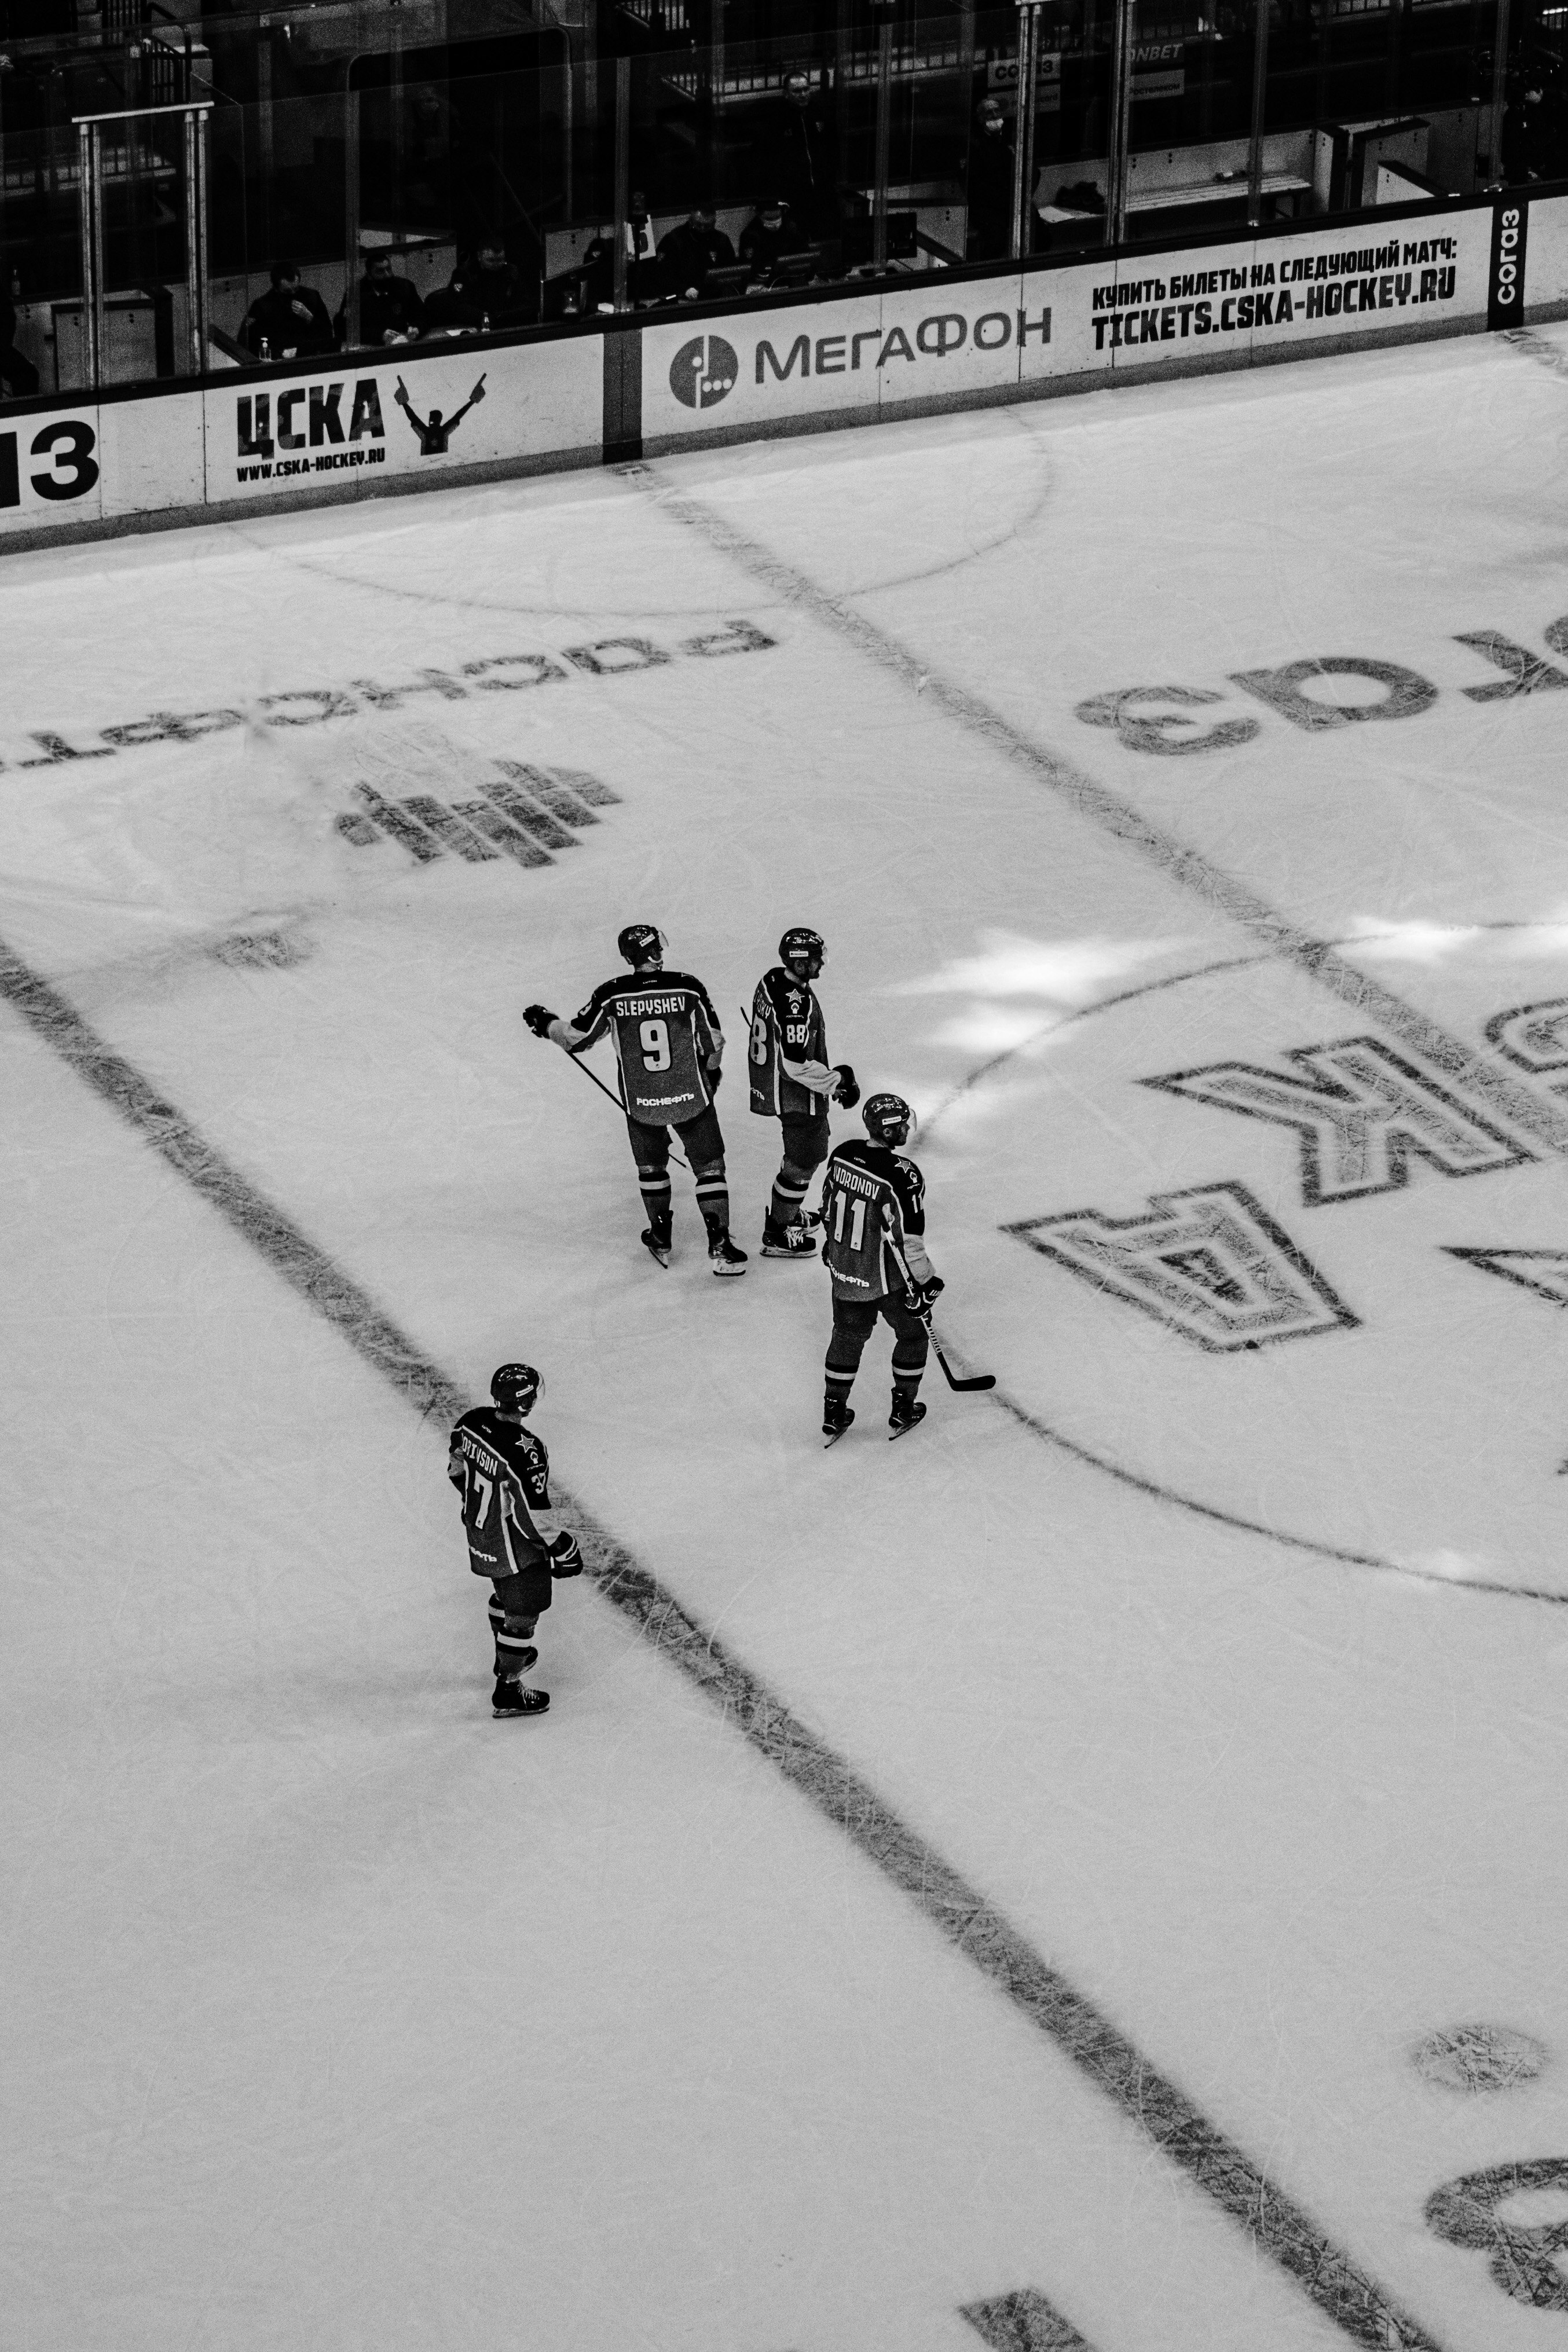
[739,197,811,280]
[420,261,483,337]
[1,274,39,401]
[657,204,737,301]
[240,261,336,361]
[468,237,538,328]
[754,69,838,240]
[625,191,661,305]
[337,250,424,347]
[966,98,1019,260]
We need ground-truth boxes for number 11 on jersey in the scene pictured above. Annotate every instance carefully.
[832,1190,866,1250]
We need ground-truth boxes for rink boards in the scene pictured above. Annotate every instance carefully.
[3,181,1565,550]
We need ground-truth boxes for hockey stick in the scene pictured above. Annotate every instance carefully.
[925,1320,996,1393]
[886,1234,995,1393]
[562,1047,690,1170]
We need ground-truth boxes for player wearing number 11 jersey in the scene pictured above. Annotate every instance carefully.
[820,1093,943,1441]
[525,925,747,1274]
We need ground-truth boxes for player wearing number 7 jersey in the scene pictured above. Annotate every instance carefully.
[819,1093,943,1442]
[524,924,746,1274]
[449,1362,584,1718]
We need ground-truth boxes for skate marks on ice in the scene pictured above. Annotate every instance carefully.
[1412,2024,1548,2095]
[625,461,1568,1164]
[962,2287,1098,2351]
[227,408,1057,625]
[917,941,1568,1604]
[633,468,1568,1601]
[0,930,1448,2352]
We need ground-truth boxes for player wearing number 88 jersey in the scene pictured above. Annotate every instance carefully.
[819,1096,940,1440]
[523,927,746,1275]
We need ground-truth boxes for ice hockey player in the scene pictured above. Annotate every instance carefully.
[748,926,859,1259]
[819,1093,943,1442]
[524,925,747,1274]
[449,1362,584,1717]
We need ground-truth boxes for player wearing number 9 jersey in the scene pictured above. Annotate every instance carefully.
[523,925,748,1276]
[819,1093,942,1442]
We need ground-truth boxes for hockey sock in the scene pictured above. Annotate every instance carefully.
[891,1355,925,1404]
[490,1600,538,1679]
[639,1174,672,1232]
[770,1166,811,1227]
[694,1166,730,1235]
[825,1368,856,1405]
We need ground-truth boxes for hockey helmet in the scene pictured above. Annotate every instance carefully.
[779,926,825,981]
[617,923,668,969]
[490,1362,544,1414]
[862,1093,914,1148]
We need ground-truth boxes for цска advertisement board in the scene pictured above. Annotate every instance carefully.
[0,327,603,547]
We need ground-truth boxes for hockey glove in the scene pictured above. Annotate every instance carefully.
[706,1061,723,1096]
[906,1275,945,1317]
[523,1004,557,1039]
[548,1530,584,1577]
[831,1064,860,1109]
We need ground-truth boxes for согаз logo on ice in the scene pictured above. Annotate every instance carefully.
[670,335,738,410]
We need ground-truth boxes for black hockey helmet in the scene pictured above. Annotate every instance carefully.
[862,1093,914,1148]
[779,926,825,981]
[618,923,667,969]
[490,1362,543,1414]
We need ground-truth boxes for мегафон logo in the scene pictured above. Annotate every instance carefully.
[670,335,739,410]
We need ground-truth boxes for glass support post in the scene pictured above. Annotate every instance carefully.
[1491,0,1512,180]
[256,21,274,266]
[183,101,208,373]
[1012,0,1041,262]
[75,119,103,389]
[1247,0,1270,225]
[613,51,629,310]
[873,0,894,270]
[344,70,362,346]
[1105,0,1134,245]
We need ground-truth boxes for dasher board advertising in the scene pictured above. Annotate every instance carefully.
[204,332,601,507]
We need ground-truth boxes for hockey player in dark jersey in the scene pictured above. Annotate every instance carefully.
[748,926,859,1260]
[449,1362,584,1716]
[525,924,747,1274]
[819,1093,943,1442]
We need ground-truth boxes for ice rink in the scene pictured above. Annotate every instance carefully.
[11,323,1568,2352]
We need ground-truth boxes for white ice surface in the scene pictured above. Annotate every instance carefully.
[8,329,1568,2351]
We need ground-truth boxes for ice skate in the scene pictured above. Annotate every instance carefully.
[888,1392,926,1441]
[640,1219,672,1269]
[822,1395,855,1447]
[762,1214,817,1259]
[492,1677,551,1719]
[708,1230,748,1277]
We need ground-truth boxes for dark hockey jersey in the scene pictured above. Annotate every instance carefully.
[749,965,831,1119]
[449,1406,552,1577]
[566,970,723,1125]
[820,1138,925,1302]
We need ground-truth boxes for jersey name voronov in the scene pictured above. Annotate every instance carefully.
[821,1141,924,1302]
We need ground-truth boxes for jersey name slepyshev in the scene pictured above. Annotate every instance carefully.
[570,970,723,1124]
[750,966,829,1118]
